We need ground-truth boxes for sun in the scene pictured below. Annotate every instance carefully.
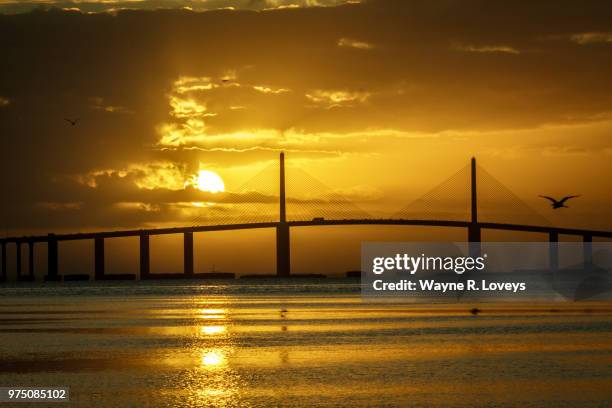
[195,170,225,193]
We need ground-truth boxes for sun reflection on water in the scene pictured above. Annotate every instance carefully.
[182,347,242,408]
[196,388,226,398]
[201,350,226,368]
[200,325,227,335]
[198,308,227,320]
[180,302,243,406]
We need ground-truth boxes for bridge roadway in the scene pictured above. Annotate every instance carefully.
[1,219,611,282]
[2,219,612,243]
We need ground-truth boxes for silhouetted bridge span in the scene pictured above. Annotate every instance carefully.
[1,154,611,282]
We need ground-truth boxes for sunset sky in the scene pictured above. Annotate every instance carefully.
[2,0,612,242]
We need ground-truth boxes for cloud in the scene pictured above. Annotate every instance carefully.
[569,32,612,44]
[484,145,591,159]
[78,162,189,190]
[169,96,212,119]
[155,74,390,153]
[452,43,520,54]
[173,76,217,94]
[0,0,360,14]
[174,74,289,95]
[337,37,373,50]
[114,202,162,212]
[305,89,370,107]
[2,1,612,234]
[90,96,132,113]
[36,201,83,211]
[156,119,430,153]
[253,85,290,94]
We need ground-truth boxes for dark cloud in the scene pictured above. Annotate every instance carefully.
[1,1,612,234]
[0,0,357,14]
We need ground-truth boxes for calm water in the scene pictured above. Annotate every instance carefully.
[0,280,611,407]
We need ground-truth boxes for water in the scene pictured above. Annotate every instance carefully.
[1,279,611,407]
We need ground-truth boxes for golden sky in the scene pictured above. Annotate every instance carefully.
[1,0,612,239]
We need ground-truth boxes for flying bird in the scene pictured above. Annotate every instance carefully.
[539,195,580,209]
[64,117,79,126]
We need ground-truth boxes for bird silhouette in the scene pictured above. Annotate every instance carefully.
[539,195,580,209]
[64,117,79,126]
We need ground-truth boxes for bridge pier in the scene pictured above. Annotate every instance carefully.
[15,242,22,279]
[1,242,6,282]
[468,224,481,257]
[140,233,150,279]
[583,234,593,271]
[95,237,105,280]
[549,231,559,272]
[184,232,194,276]
[276,223,291,277]
[46,234,60,281]
[28,241,34,279]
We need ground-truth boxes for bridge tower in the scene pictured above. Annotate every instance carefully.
[468,157,481,256]
[276,152,291,276]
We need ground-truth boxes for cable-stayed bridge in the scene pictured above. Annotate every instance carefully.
[1,153,611,281]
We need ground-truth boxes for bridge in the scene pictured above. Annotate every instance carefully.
[1,153,611,281]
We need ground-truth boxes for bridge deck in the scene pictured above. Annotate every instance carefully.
[2,219,611,243]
